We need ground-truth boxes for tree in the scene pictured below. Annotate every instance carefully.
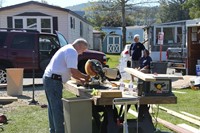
[158,0,190,23]
[41,0,48,4]
[183,0,200,19]
[0,0,5,7]
[85,0,159,47]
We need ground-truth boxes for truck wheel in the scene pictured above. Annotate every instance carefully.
[0,66,7,84]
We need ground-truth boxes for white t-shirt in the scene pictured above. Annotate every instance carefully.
[44,44,78,83]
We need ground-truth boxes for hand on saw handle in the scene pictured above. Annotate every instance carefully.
[84,74,91,83]
[80,74,91,86]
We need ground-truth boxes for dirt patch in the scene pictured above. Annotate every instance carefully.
[0,85,47,113]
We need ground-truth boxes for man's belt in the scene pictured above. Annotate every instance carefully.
[51,74,62,81]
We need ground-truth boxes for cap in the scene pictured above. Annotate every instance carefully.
[134,34,140,39]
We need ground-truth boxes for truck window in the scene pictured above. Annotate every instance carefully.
[39,36,59,51]
[39,35,60,59]
[39,35,60,70]
[11,34,35,49]
[57,32,68,47]
[0,32,7,48]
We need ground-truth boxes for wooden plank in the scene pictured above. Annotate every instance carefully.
[177,123,200,133]
[0,84,6,88]
[99,90,122,98]
[92,96,114,105]
[180,111,200,121]
[139,95,177,104]
[0,97,18,102]
[150,74,183,80]
[124,68,156,81]
[124,68,183,81]
[172,91,186,94]
[159,106,200,126]
[65,80,92,98]
[127,107,192,133]
[0,96,18,105]
[157,118,193,133]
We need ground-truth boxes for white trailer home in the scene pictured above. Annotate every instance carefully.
[0,1,93,48]
[144,18,200,75]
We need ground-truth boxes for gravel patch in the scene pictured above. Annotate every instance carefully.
[0,85,47,113]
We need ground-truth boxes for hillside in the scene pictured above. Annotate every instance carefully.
[66,3,91,11]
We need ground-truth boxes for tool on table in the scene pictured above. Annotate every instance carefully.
[85,59,119,87]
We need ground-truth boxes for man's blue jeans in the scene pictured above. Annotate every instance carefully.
[43,76,64,133]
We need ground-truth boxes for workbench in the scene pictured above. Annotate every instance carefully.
[65,80,177,105]
[65,68,182,133]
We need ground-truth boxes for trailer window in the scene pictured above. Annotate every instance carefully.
[156,28,161,44]
[163,27,175,44]
[155,27,182,45]
[177,27,182,43]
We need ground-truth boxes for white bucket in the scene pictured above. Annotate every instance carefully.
[196,65,200,76]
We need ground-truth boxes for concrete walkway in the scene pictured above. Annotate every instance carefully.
[0,78,43,88]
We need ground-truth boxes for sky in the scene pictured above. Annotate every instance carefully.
[2,0,92,8]
[2,0,158,8]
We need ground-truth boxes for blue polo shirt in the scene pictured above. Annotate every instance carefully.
[139,56,152,69]
[130,42,145,60]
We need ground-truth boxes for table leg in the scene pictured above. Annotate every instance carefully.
[137,104,155,132]
[92,105,104,130]
[97,105,155,133]
[101,105,119,133]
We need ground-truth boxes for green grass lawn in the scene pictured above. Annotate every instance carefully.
[106,54,121,68]
[2,54,200,133]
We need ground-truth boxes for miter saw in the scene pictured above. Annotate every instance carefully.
[85,59,120,85]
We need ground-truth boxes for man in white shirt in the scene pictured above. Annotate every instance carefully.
[43,38,90,133]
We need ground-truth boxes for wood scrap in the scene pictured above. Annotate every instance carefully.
[180,111,200,121]
[159,106,200,126]
[172,90,186,94]
[157,118,193,133]
[99,90,122,98]
[0,97,18,102]
[0,96,17,105]
[125,106,193,133]
[177,123,200,133]
[0,84,6,88]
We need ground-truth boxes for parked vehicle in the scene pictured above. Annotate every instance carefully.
[120,44,131,67]
[0,29,107,83]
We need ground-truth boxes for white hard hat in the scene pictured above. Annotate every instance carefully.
[134,34,140,39]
